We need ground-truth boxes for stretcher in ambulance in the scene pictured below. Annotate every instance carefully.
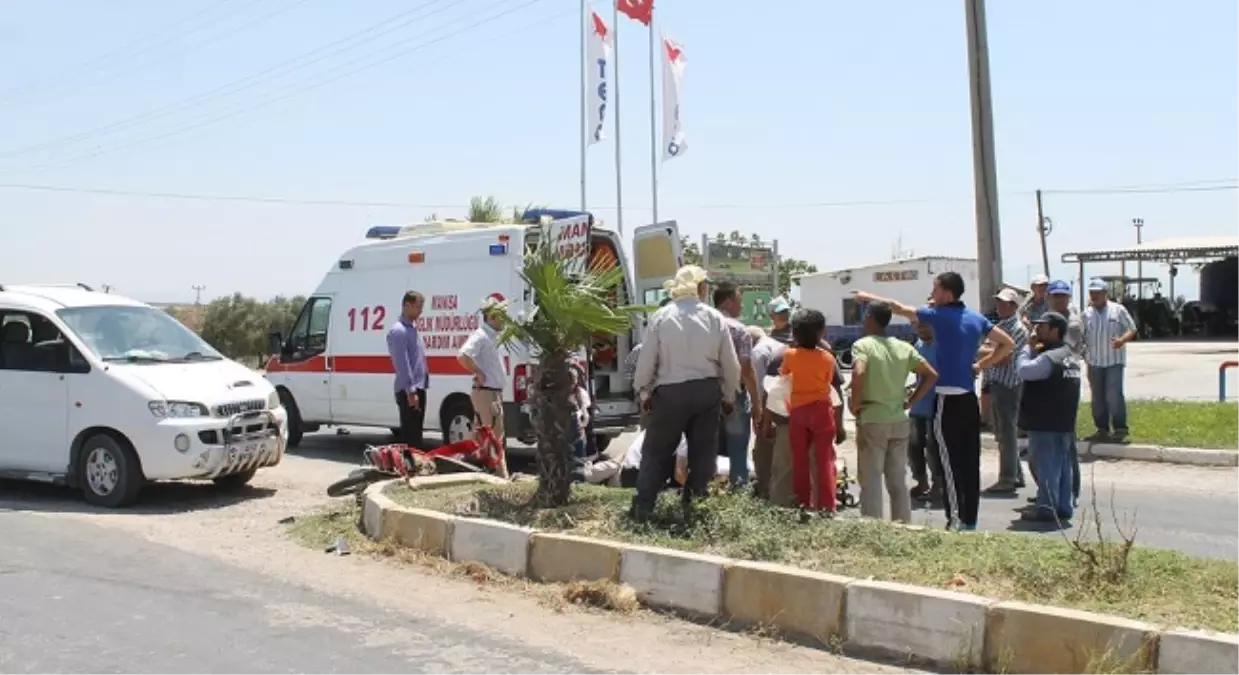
[263,212,681,453]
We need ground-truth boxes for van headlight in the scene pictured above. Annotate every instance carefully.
[149,401,209,418]
[267,391,281,410]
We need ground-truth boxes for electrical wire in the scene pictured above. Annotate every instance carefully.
[0,0,273,107]
[15,0,548,172]
[1,176,1229,211]
[0,0,466,159]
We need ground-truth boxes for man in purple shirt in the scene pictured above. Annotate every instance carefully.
[387,291,429,447]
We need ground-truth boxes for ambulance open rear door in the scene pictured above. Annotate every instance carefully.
[631,221,682,308]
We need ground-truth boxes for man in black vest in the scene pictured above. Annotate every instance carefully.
[1017,311,1082,525]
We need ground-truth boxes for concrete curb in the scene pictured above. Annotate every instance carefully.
[361,478,1238,674]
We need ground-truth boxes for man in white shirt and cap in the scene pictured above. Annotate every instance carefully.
[631,265,741,519]
[457,295,509,471]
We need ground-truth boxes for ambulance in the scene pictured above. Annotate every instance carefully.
[264,211,681,453]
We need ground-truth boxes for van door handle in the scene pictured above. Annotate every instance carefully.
[325,356,334,371]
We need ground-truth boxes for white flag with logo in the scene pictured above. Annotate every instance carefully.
[661,33,687,161]
[585,2,612,146]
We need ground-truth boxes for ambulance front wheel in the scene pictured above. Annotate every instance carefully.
[440,396,475,445]
[278,388,304,448]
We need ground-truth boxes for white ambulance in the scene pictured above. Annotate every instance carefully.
[264,211,681,453]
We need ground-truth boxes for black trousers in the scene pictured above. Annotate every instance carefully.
[934,391,982,527]
[395,389,427,449]
[631,378,721,516]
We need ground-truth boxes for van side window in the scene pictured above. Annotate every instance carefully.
[0,310,79,373]
[287,297,332,359]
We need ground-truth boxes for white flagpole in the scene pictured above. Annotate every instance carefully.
[612,0,624,236]
[647,11,658,227]
[579,0,587,211]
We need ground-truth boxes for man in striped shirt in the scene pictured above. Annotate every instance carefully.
[1081,278,1138,441]
[983,288,1029,494]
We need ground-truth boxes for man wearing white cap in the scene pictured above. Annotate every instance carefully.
[631,265,742,519]
[1021,274,1052,327]
[983,288,1029,494]
[457,295,510,473]
[1081,278,1137,441]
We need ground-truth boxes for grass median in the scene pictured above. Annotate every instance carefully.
[390,481,1238,633]
[1075,399,1238,449]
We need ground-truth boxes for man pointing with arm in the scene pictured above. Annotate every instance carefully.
[854,271,1014,531]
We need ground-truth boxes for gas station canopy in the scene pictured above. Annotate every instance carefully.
[1061,236,1239,264]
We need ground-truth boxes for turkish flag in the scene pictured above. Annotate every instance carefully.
[617,0,653,26]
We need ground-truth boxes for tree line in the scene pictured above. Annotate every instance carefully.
[165,293,304,366]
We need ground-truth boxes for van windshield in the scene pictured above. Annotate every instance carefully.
[56,305,223,364]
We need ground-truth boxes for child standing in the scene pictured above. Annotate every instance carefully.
[779,309,838,512]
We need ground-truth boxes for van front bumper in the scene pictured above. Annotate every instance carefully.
[141,408,287,480]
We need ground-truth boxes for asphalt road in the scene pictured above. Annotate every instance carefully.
[0,511,593,674]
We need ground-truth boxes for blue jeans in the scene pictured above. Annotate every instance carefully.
[1029,431,1074,519]
[720,390,752,486]
[1088,364,1128,434]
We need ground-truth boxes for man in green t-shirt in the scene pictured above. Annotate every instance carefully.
[849,301,939,522]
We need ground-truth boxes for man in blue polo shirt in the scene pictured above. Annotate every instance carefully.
[855,271,1015,531]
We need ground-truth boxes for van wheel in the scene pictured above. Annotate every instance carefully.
[440,397,475,445]
[278,389,304,448]
[78,433,143,508]
[213,468,257,491]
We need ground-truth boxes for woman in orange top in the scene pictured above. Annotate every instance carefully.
[779,309,838,512]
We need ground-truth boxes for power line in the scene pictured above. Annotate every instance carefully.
[0,0,464,159]
[1,177,1230,211]
[14,0,546,171]
[0,0,272,107]
[1041,183,1237,195]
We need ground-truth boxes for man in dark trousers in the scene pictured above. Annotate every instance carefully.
[855,271,1014,531]
[630,266,741,520]
[1017,311,1082,524]
[387,291,429,448]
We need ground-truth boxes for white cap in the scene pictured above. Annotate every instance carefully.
[1030,274,1050,286]
[995,288,1021,304]
[663,265,709,298]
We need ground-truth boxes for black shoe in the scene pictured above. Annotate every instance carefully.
[1026,496,1038,504]
[1085,431,1110,442]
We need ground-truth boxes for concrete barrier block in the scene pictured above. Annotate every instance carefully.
[403,473,508,490]
[449,517,532,577]
[620,545,726,617]
[528,533,623,583]
[386,507,455,557]
[1157,629,1239,674]
[361,480,399,539]
[723,561,850,643]
[985,601,1157,674]
[845,580,991,668]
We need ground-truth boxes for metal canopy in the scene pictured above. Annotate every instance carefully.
[1061,235,1238,264]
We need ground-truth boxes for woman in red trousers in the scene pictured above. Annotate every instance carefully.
[779,309,838,512]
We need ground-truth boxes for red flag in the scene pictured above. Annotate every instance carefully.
[617,0,653,26]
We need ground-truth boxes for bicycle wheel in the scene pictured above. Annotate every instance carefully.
[326,468,389,497]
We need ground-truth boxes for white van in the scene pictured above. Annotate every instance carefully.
[265,213,681,453]
[0,284,286,507]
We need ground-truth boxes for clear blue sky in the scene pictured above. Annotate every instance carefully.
[1,0,1235,303]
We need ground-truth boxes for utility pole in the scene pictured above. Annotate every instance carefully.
[1132,218,1144,299]
[965,0,1003,313]
[192,285,206,305]
[1035,189,1052,277]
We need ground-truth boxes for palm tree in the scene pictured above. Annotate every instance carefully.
[468,195,505,223]
[494,223,645,506]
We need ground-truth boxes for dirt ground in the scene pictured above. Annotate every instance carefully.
[1,443,917,675]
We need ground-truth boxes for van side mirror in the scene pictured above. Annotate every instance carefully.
[53,342,91,374]
[268,331,284,357]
